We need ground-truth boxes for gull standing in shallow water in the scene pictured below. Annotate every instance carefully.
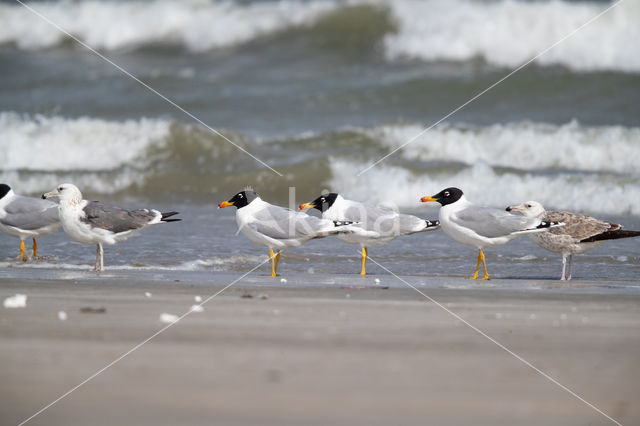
[299,192,439,276]
[0,183,61,261]
[218,189,356,277]
[507,201,640,280]
[421,187,562,280]
[42,183,180,271]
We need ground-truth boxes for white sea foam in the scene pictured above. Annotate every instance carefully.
[384,0,640,73]
[363,121,640,174]
[1,0,637,73]
[328,159,640,216]
[0,112,170,194]
[0,0,335,52]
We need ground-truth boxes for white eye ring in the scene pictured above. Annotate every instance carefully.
[444,191,449,197]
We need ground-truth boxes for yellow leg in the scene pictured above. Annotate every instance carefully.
[275,250,281,275]
[32,238,38,258]
[360,247,368,276]
[479,249,490,280]
[270,249,277,277]
[467,249,482,279]
[19,240,25,261]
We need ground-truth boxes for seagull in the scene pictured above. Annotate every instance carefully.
[299,192,439,276]
[506,201,640,280]
[42,183,180,271]
[218,189,355,276]
[0,183,61,261]
[421,187,562,280]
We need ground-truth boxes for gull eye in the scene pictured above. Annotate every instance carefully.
[58,186,64,191]
[526,204,532,208]
[444,191,450,197]
[238,194,243,198]
[321,197,325,202]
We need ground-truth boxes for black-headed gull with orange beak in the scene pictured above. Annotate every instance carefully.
[421,187,562,280]
[218,188,356,277]
[299,192,439,276]
[507,201,640,280]
[42,183,180,271]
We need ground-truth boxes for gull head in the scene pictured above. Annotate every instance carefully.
[0,183,12,200]
[299,193,338,212]
[218,189,258,209]
[42,183,83,204]
[506,201,546,218]
[420,187,464,206]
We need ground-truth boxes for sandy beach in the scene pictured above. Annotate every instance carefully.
[1,273,638,426]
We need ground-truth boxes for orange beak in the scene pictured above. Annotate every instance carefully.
[218,200,233,209]
[420,196,437,203]
[298,202,315,210]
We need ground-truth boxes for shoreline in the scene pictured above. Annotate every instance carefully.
[1,275,639,425]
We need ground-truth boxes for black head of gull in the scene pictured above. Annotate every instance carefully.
[298,193,338,212]
[0,183,11,199]
[420,187,463,206]
[218,190,258,209]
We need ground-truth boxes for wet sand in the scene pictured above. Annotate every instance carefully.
[1,274,639,426]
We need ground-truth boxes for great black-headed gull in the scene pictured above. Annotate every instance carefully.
[0,183,61,261]
[218,189,355,277]
[507,201,640,280]
[421,187,562,280]
[299,192,439,276]
[42,183,180,271]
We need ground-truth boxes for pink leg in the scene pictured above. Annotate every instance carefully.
[567,255,573,281]
[560,254,567,281]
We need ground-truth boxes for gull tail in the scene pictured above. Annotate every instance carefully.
[161,211,181,223]
[581,229,640,243]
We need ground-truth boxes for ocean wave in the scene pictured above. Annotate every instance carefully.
[1,0,637,73]
[363,121,640,174]
[385,0,640,73]
[2,112,639,215]
[327,160,640,216]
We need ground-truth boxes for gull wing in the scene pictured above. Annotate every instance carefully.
[82,201,158,234]
[2,195,60,230]
[453,205,540,238]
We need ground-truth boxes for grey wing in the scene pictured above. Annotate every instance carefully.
[252,205,327,240]
[82,202,157,233]
[545,211,614,240]
[454,206,539,238]
[2,196,60,230]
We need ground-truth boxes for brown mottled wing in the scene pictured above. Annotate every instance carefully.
[544,211,617,242]
[82,202,158,234]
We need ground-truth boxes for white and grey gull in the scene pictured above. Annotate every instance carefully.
[42,183,180,271]
[299,192,439,276]
[0,183,61,261]
[507,201,640,280]
[421,187,562,280]
[218,189,356,276]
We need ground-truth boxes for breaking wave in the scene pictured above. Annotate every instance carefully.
[2,111,639,215]
[1,0,638,73]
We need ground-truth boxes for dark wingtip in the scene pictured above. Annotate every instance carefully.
[425,219,440,228]
[161,211,180,222]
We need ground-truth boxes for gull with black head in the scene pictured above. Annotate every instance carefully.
[218,188,355,276]
[0,183,61,261]
[507,201,640,280]
[42,183,180,271]
[299,192,439,276]
[421,187,562,280]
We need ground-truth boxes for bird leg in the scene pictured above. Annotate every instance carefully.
[560,254,567,281]
[360,247,368,276]
[479,249,490,280]
[93,243,104,272]
[468,249,490,280]
[567,255,573,281]
[32,238,38,259]
[19,240,26,262]
[275,250,281,275]
[269,249,278,277]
